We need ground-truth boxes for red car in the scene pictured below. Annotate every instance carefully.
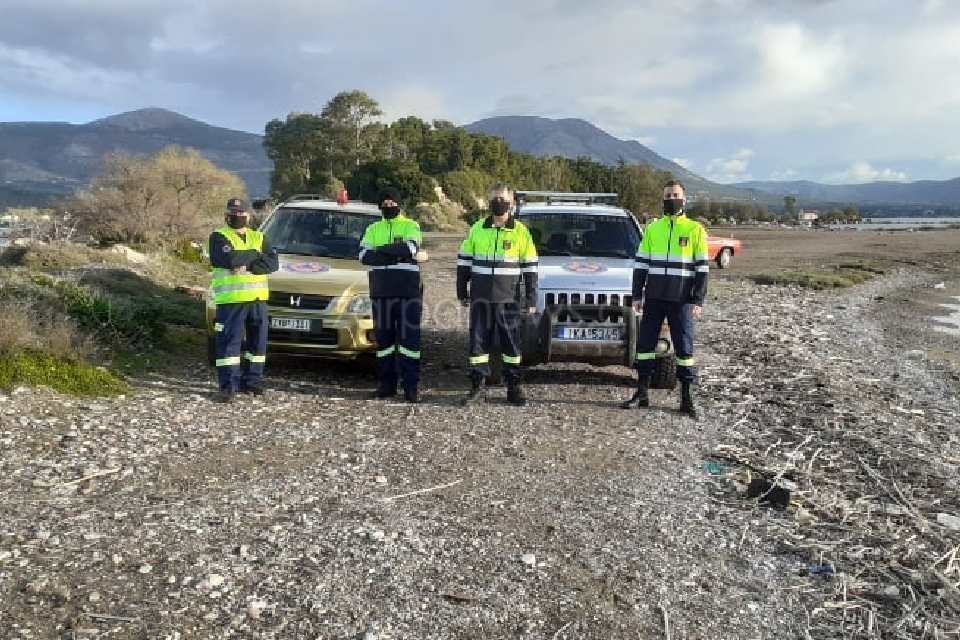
[707,235,742,269]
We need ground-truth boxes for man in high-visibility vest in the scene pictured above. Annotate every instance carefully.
[456,183,539,406]
[622,180,709,418]
[207,197,279,403]
[359,186,423,403]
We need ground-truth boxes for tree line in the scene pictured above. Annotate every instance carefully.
[263,90,676,225]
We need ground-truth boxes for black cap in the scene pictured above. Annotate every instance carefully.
[226,197,246,212]
[376,187,400,208]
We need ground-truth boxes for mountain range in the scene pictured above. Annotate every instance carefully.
[2,108,958,210]
[0,108,270,204]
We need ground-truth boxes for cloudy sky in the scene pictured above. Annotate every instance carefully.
[2,0,959,185]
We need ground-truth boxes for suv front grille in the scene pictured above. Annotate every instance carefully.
[545,291,632,307]
[268,291,334,311]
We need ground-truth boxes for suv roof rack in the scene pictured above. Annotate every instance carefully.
[515,191,619,214]
[516,191,619,204]
[285,194,329,202]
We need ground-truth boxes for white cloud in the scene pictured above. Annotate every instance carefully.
[672,157,693,170]
[822,162,908,184]
[635,136,657,146]
[705,149,755,183]
[769,168,799,181]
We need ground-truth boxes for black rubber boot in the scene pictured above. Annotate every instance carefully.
[620,376,650,409]
[680,381,698,419]
[461,377,486,406]
[506,382,527,407]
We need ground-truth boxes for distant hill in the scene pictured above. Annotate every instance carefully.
[465,115,960,209]
[464,115,780,204]
[732,178,960,207]
[0,108,271,203]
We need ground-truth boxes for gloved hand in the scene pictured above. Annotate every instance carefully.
[248,256,273,275]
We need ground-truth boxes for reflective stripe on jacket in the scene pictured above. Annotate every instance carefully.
[456,216,538,306]
[632,214,708,305]
[208,227,269,305]
[359,215,422,298]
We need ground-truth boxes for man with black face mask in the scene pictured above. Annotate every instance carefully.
[359,187,424,402]
[207,197,279,403]
[621,180,709,418]
[456,183,538,406]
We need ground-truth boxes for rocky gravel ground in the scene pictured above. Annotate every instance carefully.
[1,250,960,639]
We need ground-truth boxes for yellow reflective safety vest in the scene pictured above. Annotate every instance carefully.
[632,214,709,305]
[456,216,539,306]
[208,227,269,305]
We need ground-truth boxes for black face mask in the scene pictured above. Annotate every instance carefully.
[489,199,512,216]
[226,214,248,229]
[381,205,401,219]
[662,199,684,216]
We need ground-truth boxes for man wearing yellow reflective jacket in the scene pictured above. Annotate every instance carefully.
[359,186,423,403]
[622,180,708,419]
[456,183,538,407]
[207,198,279,403]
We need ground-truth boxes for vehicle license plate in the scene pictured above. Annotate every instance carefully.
[559,326,621,340]
[270,317,313,331]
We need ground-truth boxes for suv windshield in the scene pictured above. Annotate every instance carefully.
[261,207,377,259]
[521,213,641,258]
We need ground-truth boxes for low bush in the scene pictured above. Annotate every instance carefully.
[753,263,880,290]
[0,351,127,396]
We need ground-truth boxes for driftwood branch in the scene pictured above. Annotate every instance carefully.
[378,480,462,503]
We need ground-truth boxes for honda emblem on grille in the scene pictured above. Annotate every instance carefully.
[290,295,302,307]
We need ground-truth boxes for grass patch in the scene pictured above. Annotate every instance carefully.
[752,261,884,290]
[0,351,127,396]
[0,241,131,271]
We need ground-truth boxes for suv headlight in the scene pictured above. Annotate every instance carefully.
[345,295,372,315]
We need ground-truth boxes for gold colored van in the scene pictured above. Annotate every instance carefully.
[206,195,388,363]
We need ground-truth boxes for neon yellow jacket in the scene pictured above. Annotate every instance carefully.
[456,216,538,306]
[359,214,422,298]
[632,214,709,305]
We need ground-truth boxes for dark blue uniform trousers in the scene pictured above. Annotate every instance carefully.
[214,301,268,390]
[635,299,698,384]
[469,301,523,383]
[372,297,421,393]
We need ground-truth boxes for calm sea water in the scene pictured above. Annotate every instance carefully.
[830,217,960,230]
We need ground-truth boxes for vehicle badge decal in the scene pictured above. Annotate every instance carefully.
[679,237,689,247]
[283,261,331,273]
[562,261,607,274]
[290,295,302,307]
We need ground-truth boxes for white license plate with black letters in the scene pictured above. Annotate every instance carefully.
[270,317,313,331]
[558,326,621,341]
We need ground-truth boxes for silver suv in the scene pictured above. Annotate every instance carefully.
[495,191,677,388]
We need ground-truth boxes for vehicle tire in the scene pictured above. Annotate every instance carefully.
[716,247,733,269]
[206,335,217,367]
[650,354,677,390]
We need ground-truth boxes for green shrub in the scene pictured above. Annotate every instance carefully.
[752,264,878,290]
[172,237,205,263]
[0,351,127,396]
[58,280,167,349]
